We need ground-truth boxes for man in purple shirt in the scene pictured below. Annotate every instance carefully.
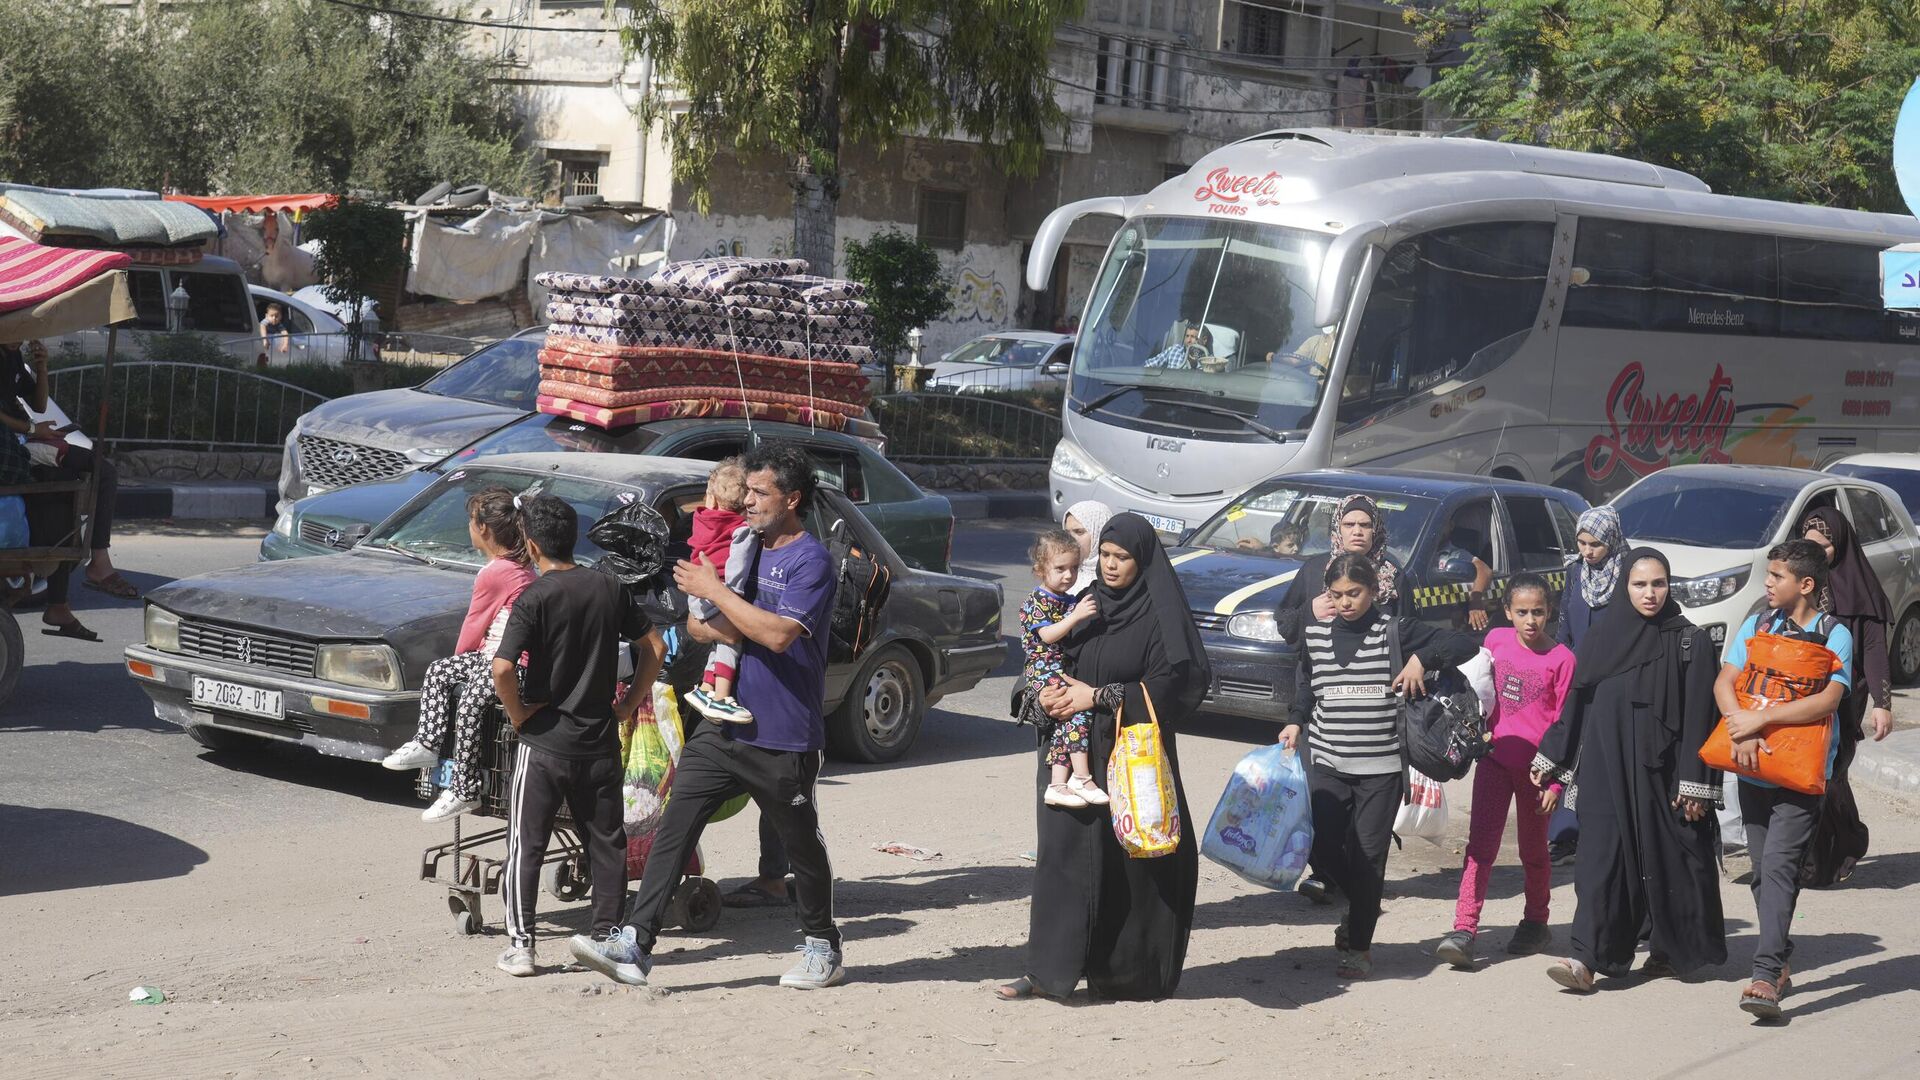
[572,441,845,990]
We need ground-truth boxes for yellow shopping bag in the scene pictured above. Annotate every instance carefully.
[1107,682,1182,859]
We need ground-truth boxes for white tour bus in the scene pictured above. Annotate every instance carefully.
[1028,129,1920,537]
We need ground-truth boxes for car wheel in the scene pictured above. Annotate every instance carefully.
[827,645,925,764]
[0,609,22,710]
[185,723,258,752]
[1894,606,1920,685]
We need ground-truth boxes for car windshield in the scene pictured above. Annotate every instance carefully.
[943,338,1055,366]
[419,336,542,409]
[1613,472,1800,550]
[1186,482,1435,565]
[1074,216,1335,434]
[444,414,664,467]
[1829,464,1920,516]
[365,468,639,568]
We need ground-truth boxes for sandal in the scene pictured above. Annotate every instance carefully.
[1640,954,1677,979]
[1336,950,1373,980]
[83,572,139,599]
[42,619,101,642]
[994,976,1044,1000]
[1739,978,1782,1020]
[1546,957,1596,994]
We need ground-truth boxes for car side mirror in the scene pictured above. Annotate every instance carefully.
[1042,362,1068,376]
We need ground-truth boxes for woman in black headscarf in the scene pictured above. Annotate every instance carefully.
[1530,548,1725,991]
[997,514,1209,1001]
[1799,506,1895,886]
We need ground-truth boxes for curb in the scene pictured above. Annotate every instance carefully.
[1853,734,1920,796]
[940,490,1051,521]
[117,480,278,522]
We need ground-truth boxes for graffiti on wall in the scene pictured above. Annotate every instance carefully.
[952,267,1009,324]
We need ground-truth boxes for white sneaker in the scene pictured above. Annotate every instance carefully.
[1067,774,1110,806]
[496,944,536,977]
[778,936,846,990]
[1043,783,1087,809]
[382,740,437,771]
[422,789,479,822]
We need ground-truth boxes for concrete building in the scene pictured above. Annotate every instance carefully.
[469,2,1450,354]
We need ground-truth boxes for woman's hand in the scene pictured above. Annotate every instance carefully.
[1724,709,1770,741]
[1528,765,1551,790]
[1672,795,1708,822]
[1537,784,1560,816]
[1277,724,1301,750]
[1870,706,1893,742]
[1041,674,1096,719]
[1310,592,1337,621]
[1393,654,1428,699]
[1732,735,1771,772]
[1468,607,1489,632]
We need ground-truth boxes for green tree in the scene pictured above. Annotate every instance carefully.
[1424,0,1920,211]
[617,0,1082,273]
[303,199,409,362]
[843,228,952,380]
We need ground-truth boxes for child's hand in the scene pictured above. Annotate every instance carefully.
[1724,709,1770,741]
[1310,592,1337,621]
[1732,735,1771,771]
[1393,655,1428,698]
[1070,594,1097,623]
[1277,724,1300,750]
[1537,785,1559,816]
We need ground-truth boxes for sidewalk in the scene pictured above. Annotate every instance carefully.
[1855,724,1920,795]
[118,479,277,522]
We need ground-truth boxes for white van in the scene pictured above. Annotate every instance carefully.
[35,257,257,358]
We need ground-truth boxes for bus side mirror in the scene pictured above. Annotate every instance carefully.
[1026,196,1138,292]
[1315,220,1386,329]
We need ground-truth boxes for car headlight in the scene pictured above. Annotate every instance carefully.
[315,643,404,691]
[1226,611,1284,642]
[145,606,181,653]
[406,446,453,465]
[1051,438,1101,483]
[272,509,294,538]
[1671,566,1750,609]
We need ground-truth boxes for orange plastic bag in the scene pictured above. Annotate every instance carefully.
[1698,632,1841,795]
[1107,683,1182,859]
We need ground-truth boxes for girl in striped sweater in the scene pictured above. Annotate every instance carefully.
[1279,552,1476,979]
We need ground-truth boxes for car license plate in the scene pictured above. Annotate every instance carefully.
[1136,511,1186,535]
[191,677,284,719]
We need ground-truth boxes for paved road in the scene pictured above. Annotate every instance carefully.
[4,521,1919,1078]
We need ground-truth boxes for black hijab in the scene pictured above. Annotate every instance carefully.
[1572,547,1698,766]
[1800,505,1892,626]
[1070,513,1210,707]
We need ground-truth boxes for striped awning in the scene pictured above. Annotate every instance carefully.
[0,236,133,315]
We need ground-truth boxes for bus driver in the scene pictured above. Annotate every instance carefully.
[1145,322,1214,370]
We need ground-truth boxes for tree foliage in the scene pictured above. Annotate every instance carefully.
[0,0,539,199]
[1424,0,1920,211]
[843,228,952,365]
[617,1,1083,270]
[304,199,408,361]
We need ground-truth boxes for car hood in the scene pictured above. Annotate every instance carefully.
[1167,547,1307,616]
[295,471,436,532]
[1622,540,1763,580]
[150,551,471,642]
[298,387,526,455]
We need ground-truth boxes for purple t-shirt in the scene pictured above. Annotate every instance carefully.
[736,531,838,752]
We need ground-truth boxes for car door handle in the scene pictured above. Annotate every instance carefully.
[1901,553,1913,564]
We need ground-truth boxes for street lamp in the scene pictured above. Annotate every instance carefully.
[167,283,191,332]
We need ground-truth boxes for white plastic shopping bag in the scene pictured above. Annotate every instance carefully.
[1393,768,1450,844]
[1457,647,1496,717]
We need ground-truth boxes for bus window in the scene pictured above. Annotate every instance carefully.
[1337,223,1552,425]
[1650,228,1777,334]
[1778,238,1883,341]
[1565,219,1654,330]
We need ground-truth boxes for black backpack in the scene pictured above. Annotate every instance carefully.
[1385,620,1491,783]
[827,533,891,664]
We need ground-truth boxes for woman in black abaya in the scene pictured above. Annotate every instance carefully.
[1530,548,1726,991]
[1799,506,1895,886]
[998,514,1209,1001]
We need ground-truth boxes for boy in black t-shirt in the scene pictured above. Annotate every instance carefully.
[490,494,662,977]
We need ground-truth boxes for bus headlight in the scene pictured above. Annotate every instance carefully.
[145,606,181,653]
[1671,567,1749,609]
[1051,439,1101,483]
[315,643,404,691]
[1227,611,1284,642]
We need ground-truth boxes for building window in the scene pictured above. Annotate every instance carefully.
[548,151,605,199]
[918,188,967,252]
[1231,1,1289,58]
[1095,34,1174,109]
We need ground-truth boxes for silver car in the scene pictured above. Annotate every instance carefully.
[925,331,1072,394]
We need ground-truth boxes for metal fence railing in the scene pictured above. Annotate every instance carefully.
[870,392,1062,463]
[207,330,492,369]
[48,362,331,451]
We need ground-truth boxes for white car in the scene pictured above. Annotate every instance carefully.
[236,285,354,365]
[924,331,1072,394]
[1826,453,1920,523]
[1610,463,1920,680]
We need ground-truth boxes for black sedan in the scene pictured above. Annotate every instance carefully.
[128,454,1005,764]
[1168,469,1591,721]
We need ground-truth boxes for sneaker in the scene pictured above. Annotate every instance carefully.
[1066,774,1109,806]
[705,695,756,725]
[779,936,846,990]
[685,686,719,721]
[421,789,479,823]
[496,944,536,977]
[1507,920,1553,957]
[1434,930,1476,969]
[382,740,437,771]
[1043,783,1087,809]
[1300,874,1337,905]
[568,926,651,987]
[1548,840,1577,867]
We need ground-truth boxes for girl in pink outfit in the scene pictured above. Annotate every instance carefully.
[1435,573,1574,968]
[382,487,537,821]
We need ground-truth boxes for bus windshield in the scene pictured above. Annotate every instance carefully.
[1074,216,1334,434]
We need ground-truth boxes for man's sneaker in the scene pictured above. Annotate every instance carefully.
[1548,840,1577,867]
[421,789,479,823]
[568,926,650,986]
[496,944,536,977]
[1299,874,1336,905]
[705,695,755,725]
[685,686,719,720]
[382,740,437,771]
[1507,920,1553,956]
[1043,783,1087,809]
[1066,774,1109,806]
[779,936,846,989]
[1434,930,1476,969]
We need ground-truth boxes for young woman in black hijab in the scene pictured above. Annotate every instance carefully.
[1798,506,1895,886]
[1530,548,1726,991]
[998,513,1209,1001]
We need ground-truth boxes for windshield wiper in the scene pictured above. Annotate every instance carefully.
[1075,383,1143,416]
[1164,401,1289,444]
[364,539,438,566]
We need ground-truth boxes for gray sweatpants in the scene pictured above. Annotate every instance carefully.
[691,525,759,684]
[1738,782,1822,983]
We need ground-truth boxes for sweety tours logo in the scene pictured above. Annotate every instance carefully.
[1582,362,1736,485]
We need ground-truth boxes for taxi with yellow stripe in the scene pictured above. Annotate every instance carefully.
[1170,469,1590,721]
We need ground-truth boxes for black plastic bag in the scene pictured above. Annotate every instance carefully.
[586,500,679,627]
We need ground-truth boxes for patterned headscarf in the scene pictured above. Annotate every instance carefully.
[1064,500,1114,594]
[1331,493,1397,604]
[1568,504,1626,609]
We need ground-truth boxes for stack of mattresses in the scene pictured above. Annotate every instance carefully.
[534,258,878,433]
